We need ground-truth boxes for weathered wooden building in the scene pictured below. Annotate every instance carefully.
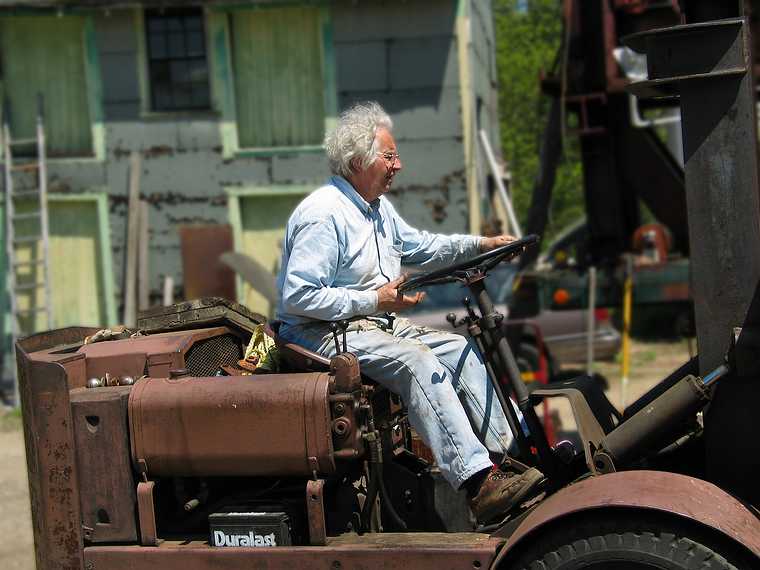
[0,0,503,391]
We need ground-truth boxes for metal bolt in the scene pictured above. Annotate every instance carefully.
[120,376,135,386]
[87,378,103,389]
[332,418,349,437]
[334,402,346,415]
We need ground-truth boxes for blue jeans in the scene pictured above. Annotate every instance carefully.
[279,317,517,488]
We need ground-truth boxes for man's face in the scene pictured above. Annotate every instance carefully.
[350,128,402,202]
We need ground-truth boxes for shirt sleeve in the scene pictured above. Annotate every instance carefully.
[387,201,482,269]
[280,218,378,321]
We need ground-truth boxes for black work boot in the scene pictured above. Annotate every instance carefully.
[468,466,545,523]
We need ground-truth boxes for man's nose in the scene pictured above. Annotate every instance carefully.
[393,157,403,172]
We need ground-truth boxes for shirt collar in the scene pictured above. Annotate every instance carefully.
[330,175,380,216]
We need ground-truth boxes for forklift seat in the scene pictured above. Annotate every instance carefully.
[264,321,331,372]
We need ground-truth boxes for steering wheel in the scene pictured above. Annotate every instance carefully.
[398,234,540,292]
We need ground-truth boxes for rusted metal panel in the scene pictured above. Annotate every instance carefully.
[70,386,137,544]
[179,225,236,301]
[495,471,760,563]
[17,353,85,570]
[128,373,336,477]
[306,480,327,546]
[136,481,159,547]
[627,11,760,374]
[83,534,502,570]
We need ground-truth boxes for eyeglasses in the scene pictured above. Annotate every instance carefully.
[377,151,401,164]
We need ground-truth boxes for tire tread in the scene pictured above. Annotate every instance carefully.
[506,512,750,570]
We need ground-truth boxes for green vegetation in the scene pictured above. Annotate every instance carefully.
[0,406,22,432]
[494,0,584,244]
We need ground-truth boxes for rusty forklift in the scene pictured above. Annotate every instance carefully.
[16,2,760,569]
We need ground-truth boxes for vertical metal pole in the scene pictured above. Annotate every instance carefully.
[681,60,760,372]
[585,266,597,375]
[37,94,53,331]
[3,115,20,407]
[162,275,174,306]
[124,152,141,327]
[620,256,633,408]
[478,129,523,237]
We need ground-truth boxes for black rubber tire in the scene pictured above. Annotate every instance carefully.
[504,511,755,570]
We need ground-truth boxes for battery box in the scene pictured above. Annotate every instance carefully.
[209,511,292,548]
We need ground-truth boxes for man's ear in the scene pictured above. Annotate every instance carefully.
[349,156,362,173]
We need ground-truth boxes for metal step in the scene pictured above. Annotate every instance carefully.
[11,162,39,173]
[14,281,45,292]
[11,188,40,199]
[12,259,45,269]
[12,235,41,245]
[12,211,41,221]
[9,138,37,146]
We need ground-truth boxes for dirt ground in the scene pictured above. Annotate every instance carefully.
[0,339,693,569]
[0,415,35,570]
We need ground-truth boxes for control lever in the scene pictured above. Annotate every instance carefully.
[330,320,350,354]
[330,322,341,354]
[340,319,349,353]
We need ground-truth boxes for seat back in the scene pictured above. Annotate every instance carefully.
[265,321,331,372]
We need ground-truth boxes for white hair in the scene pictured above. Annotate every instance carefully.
[324,101,393,178]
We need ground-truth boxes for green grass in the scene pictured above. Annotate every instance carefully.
[0,407,22,432]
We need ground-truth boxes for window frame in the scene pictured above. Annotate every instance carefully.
[207,3,337,159]
[136,6,216,119]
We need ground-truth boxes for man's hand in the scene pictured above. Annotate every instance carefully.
[480,234,517,253]
[376,275,426,312]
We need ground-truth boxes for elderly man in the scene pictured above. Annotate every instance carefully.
[275,101,543,522]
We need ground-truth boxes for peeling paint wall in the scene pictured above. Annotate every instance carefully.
[12,0,502,307]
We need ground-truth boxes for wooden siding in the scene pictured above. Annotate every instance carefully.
[230,6,325,148]
[0,16,93,157]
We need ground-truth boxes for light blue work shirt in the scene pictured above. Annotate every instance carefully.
[276,175,482,330]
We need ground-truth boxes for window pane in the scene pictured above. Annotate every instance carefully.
[153,83,172,111]
[172,84,192,108]
[166,17,182,32]
[187,59,208,84]
[167,32,185,58]
[150,60,170,83]
[148,33,167,59]
[186,31,204,57]
[191,85,210,108]
[185,15,202,31]
[170,60,188,84]
[147,17,165,33]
